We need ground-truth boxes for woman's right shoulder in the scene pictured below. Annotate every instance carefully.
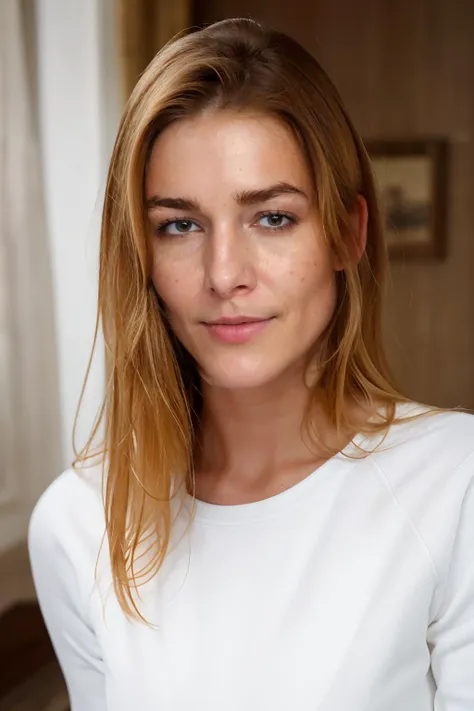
[28,464,106,565]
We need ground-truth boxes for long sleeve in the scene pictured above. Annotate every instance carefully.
[427,474,474,710]
[28,484,107,711]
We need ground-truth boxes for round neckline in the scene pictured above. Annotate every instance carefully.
[185,431,369,526]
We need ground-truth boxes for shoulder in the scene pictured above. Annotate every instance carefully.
[390,402,474,447]
[369,403,474,483]
[28,464,106,580]
[365,403,474,585]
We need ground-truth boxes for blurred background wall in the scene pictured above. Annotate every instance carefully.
[0,1,120,703]
[35,0,120,473]
[1,0,120,563]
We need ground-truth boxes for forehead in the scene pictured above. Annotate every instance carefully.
[145,110,313,199]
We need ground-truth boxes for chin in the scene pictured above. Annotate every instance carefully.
[199,354,289,391]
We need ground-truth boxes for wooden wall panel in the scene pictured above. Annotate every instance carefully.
[195,0,474,409]
[118,0,191,98]
[193,0,319,53]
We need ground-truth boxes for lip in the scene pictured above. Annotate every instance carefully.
[203,316,274,344]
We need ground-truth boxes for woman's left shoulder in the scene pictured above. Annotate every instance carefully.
[386,402,474,463]
[367,402,474,496]
[366,403,474,573]
[374,404,474,626]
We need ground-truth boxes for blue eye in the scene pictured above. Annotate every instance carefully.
[155,212,296,236]
[257,212,295,230]
[157,219,200,236]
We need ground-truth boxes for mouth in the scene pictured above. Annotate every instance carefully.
[202,316,274,344]
[205,316,270,326]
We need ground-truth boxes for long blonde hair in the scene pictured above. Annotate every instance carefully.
[74,17,409,620]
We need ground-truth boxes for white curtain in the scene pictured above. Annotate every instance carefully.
[0,0,61,552]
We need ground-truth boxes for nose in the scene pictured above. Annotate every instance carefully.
[204,223,257,298]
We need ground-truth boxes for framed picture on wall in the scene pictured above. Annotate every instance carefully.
[365,139,448,260]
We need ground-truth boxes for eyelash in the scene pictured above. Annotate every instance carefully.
[155,211,298,237]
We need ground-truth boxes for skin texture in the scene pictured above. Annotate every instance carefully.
[146,110,366,503]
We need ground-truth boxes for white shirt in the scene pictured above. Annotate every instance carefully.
[28,404,474,711]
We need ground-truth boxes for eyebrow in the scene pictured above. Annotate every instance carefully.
[145,181,309,212]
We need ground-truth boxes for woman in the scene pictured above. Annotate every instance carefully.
[29,17,474,711]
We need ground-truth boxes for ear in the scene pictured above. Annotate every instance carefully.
[333,194,368,271]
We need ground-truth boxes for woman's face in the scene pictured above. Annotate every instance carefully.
[146,110,338,390]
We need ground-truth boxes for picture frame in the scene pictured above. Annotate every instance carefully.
[365,139,448,260]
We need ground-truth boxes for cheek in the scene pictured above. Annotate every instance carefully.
[287,255,337,315]
[292,267,337,360]
[149,237,204,315]
[154,279,183,317]
[150,249,194,317]
[150,270,184,331]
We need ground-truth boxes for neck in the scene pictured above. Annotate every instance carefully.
[193,367,336,493]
